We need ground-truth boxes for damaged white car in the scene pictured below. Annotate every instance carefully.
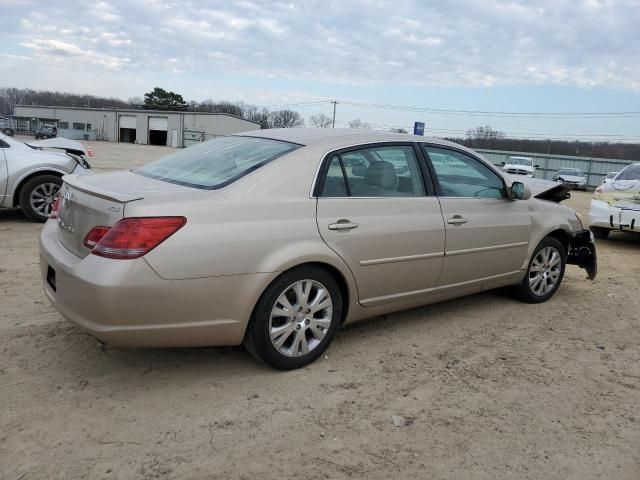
[0,134,91,221]
[589,163,640,239]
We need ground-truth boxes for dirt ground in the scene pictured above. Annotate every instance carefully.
[1,140,639,479]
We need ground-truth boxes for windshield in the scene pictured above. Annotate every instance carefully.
[616,164,640,181]
[509,158,532,166]
[559,168,582,176]
[135,136,300,189]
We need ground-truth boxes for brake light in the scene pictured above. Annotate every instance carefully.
[91,217,186,259]
[49,196,61,219]
[83,226,111,249]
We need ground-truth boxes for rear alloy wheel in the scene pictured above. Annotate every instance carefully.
[516,236,566,303]
[244,266,342,370]
[19,175,62,222]
[591,227,610,240]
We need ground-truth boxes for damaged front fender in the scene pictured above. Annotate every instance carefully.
[568,229,597,280]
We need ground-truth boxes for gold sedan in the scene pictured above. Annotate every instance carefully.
[40,129,596,369]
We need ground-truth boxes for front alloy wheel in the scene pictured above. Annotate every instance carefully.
[19,174,62,222]
[244,266,342,370]
[516,236,566,303]
[528,246,562,297]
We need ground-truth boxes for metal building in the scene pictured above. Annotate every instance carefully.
[12,105,261,147]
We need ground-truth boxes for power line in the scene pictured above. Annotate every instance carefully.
[337,100,640,118]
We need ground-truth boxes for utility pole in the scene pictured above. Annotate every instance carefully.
[331,100,337,128]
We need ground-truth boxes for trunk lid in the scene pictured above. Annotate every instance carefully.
[55,170,195,257]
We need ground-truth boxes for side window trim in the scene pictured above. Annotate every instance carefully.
[314,141,435,198]
[421,143,507,198]
[336,154,352,197]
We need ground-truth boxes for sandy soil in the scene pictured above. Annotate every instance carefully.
[1,141,639,479]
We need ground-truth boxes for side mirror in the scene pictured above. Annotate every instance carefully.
[534,164,540,168]
[510,181,531,200]
[500,161,506,165]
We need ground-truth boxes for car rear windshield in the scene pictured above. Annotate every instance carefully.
[616,164,640,181]
[135,136,300,189]
[559,168,582,175]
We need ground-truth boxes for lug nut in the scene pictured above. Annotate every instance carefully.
[296,325,301,330]
[305,319,310,325]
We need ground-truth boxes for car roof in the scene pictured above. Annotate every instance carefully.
[235,127,464,151]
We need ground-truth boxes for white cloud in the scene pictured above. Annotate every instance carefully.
[0,0,638,92]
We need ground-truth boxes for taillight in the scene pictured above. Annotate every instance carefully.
[83,226,111,249]
[91,217,186,260]
[49,196,61,219]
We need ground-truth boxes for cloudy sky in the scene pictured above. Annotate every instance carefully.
[1,0,639,140]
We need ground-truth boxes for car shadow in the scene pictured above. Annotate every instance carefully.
[599,230,640,246]
[0,208,30,223]
[47,288,516,385]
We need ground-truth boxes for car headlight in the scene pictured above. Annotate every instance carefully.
[570,212,585,231]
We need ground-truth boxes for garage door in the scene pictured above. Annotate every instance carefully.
[149,116,168,131]
[119,115,136,129]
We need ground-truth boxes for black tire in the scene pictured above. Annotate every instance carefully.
[18,175,62,222]
[591,227,610,240]
[515,236,566,304]
[244,266,343,370]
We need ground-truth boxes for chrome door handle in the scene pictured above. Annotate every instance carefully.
[447,215,468,225]
[328,220,359,231]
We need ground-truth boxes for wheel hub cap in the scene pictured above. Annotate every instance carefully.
[528,246,562,296]
[29,182,60,216]
[269,279,333,357]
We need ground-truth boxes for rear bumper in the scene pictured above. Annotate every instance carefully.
[589,199,640,232]
[39,220,276,347]
[567,229,597,280]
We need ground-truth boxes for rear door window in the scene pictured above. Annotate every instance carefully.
[320,145,426,197]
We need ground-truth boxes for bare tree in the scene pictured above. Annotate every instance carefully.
[465,125,505,149]
[310,113,332,128]
[348,118,371,129]
[128,96,143,107]
[268,109,305,128]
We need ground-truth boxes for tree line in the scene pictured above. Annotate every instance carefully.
[448,125,640,161]
[2,87,637,160]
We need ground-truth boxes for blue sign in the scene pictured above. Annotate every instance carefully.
[413,121,425,136]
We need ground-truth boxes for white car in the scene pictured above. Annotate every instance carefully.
[502,156,537,177]
[553,168,588,190]
[0,134,91,221]
[589,163,640,239]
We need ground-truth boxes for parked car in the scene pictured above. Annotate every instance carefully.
[589,162,640,239]
[35,124,57,139]
[554,167,588,190]
[501,156,537,177]
[0,133,91,221]
[602,171,619,186]
[40,129,596,369]
[0,117,14,136]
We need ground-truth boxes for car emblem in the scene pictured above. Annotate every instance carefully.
[61,190,72,208]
